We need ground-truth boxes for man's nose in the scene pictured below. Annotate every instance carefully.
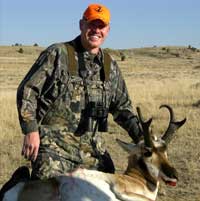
[91,25,101,32]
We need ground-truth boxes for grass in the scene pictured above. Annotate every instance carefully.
[0,90,28,183]
[0,45,200,201]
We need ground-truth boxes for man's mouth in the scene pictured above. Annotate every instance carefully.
[89,35,100,41]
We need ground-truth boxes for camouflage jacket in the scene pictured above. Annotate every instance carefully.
[17,36,141,142]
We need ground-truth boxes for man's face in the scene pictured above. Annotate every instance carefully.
[80,19,110,53]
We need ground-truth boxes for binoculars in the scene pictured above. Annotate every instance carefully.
[76,101,108,134]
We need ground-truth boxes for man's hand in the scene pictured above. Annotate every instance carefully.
[22,131,40,161]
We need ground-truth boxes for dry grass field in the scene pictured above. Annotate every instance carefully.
[0,45,200,201]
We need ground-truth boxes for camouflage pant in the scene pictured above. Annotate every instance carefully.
[31,125,114,180]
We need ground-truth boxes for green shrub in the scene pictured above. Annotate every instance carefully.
[18,48,24,54]
[120,52,126,61]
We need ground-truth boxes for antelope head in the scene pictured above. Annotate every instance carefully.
[117,105,186,190]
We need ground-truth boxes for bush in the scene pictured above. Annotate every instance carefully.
[120,52,126,61]
[188,45,197,52]
[18,48,24,54]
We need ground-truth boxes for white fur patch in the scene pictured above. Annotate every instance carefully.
[146,161,160,179]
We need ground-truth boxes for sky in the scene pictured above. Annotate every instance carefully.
[0,0,200,49]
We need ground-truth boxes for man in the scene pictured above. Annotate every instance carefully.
[17,3,142,180]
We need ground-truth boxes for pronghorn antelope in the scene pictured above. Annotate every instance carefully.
[1,105,186,201]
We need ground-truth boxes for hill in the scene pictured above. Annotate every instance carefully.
[0,45,200,90]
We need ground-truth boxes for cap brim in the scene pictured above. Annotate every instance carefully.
[86,16,109,25]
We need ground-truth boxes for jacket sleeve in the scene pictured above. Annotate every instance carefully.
[17,45,60,134]
[109,61,142,143]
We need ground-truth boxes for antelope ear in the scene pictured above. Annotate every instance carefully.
[116,139,136,153]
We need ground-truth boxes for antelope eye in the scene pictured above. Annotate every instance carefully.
[144,148,152,157]
[144,151,152,157]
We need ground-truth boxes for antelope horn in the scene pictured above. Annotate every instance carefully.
[136,107,153,149]
[160,105,186,144]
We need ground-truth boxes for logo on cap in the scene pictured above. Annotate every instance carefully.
[96,6,102,12]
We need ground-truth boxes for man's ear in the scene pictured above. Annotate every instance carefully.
[108,25,110,32]
[79,19,83,31]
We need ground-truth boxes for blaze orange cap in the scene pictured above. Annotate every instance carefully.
[83,3,111,25]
